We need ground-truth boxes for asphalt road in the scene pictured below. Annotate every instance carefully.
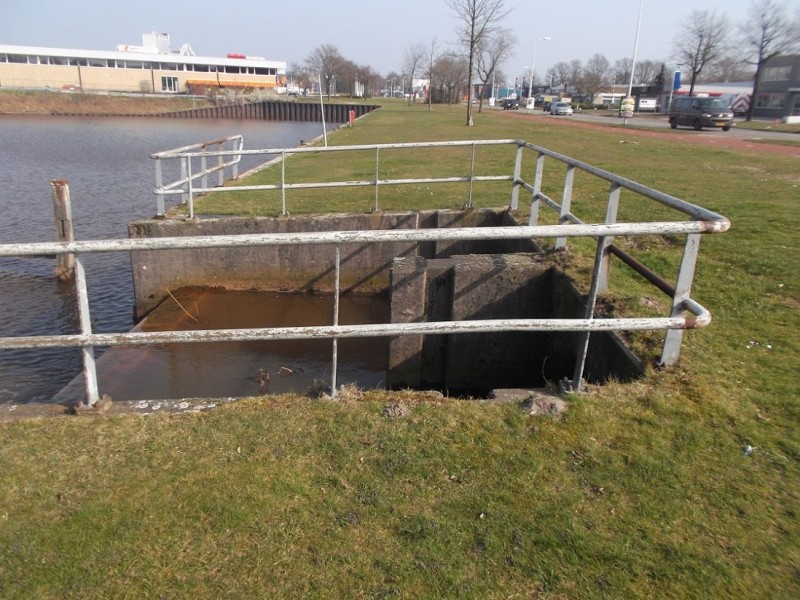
[517,108,799,143]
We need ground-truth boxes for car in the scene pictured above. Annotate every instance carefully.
[501,98,519,110]
[552,102,573,116]
[669,96,734,131]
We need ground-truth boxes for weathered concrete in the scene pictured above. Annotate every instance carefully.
[387,253,643,393]
[128,208,529,320]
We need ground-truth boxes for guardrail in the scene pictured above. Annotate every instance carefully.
[151,135,244,217]
[1,139,729,406]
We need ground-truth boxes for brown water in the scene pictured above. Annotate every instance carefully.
[54,289,389,404]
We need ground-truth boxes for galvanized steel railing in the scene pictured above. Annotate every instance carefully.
[151,135,243,217]
[1,139,729,405]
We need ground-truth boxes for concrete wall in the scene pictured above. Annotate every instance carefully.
[128,208,526,320]
[388,254,643,393]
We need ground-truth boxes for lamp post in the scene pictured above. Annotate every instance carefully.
[529,36,551,105]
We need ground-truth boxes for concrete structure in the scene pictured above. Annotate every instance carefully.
[128,209,524,320]
[128,208,642,392]
[0,33,285,94]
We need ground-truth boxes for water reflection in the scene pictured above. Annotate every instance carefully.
[0,116,330,403]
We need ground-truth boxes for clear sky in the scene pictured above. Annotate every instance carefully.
[2,0,797,79]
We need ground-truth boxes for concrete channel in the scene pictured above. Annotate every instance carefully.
[117,207,642,398]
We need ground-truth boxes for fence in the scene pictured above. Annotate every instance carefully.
[0,139,729,405]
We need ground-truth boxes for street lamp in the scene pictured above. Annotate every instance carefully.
[529,36,551,104]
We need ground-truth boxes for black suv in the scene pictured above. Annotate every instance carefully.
[501,98,519,110]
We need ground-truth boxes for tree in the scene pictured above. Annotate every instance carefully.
[403,43,427,104]
[740,0,800,120]
[474,30,515,113]
[673,10,731,95]
[425,37,441,111]
[305,44,345,99]
[579,53,611,105]
[433,54,468,105]
[546,61,572,92]
[445,0,512,126]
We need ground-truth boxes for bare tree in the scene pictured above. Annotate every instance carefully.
[546,61,572,92]
[613,58,633,86]
[474,30,515,113]
[703,56,755,83]
[579,53,611,105]
[673,10,731,95]
[433,54,468,105]
[445,0,512,126]
[635,60,662,87]
[740,0,800,120]
[403,43,427,104]
[305,44,345,99]
[425,37,441,111]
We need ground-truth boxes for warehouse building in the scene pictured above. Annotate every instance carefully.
[0,33,286,95]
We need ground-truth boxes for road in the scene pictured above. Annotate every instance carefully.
[500,107,800,156]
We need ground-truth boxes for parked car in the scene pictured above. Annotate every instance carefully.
[501,98,519,110]
[552,102,573,116]
[669,96,733,131]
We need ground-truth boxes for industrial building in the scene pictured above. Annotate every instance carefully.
[0,32,286,95]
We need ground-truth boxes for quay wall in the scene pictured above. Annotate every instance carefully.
[158,101,379,122]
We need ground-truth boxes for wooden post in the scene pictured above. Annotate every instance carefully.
[51,179,76,281]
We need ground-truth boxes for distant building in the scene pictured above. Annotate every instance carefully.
[0,33,286,95]
[752,54,800,122]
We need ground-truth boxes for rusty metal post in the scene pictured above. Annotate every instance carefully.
[51,180,75,281]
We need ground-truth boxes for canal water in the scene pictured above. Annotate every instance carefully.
[0,115,386,405]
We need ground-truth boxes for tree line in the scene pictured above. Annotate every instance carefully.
[287,0,799,124]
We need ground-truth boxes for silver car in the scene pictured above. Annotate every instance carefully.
[552,102,573,116]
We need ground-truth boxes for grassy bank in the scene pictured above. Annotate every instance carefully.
[1,102,798,599]
[0,89,210,115]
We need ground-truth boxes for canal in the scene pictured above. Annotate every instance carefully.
[0,115,346,404]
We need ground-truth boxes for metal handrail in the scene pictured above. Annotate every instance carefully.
[1,139,730,405]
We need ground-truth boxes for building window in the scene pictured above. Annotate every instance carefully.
[756,93,786,109]
[761,66,792,82]
[161,76,179,92]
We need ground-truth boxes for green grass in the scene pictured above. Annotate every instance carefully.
[2,101,799,599]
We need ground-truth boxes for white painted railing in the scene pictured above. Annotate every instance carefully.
[0,139,729,405]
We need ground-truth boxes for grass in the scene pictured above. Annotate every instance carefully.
[2,101,799,599]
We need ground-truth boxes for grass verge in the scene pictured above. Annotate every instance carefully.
[1,101,798,599]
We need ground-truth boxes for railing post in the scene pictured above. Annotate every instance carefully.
[217,142,225,188]
[180,157,188,206]
[374,146,381,212]
[660,232,702,366]
[231,137,241,181]
[597,182,621,294]
[528,151,545,226]
[570,230,615,392]
[466,142,476,208]
[201,153,208,191]
[186,157,195,219]
[330,245,341,397]
[281,150,287,216]
[510,144,524,210]
[555,164,575,250]
[50,180,75,281]
[154,159,165,217]
[74,255,100,406]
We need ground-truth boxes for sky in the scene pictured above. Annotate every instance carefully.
[2,0,797,82]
